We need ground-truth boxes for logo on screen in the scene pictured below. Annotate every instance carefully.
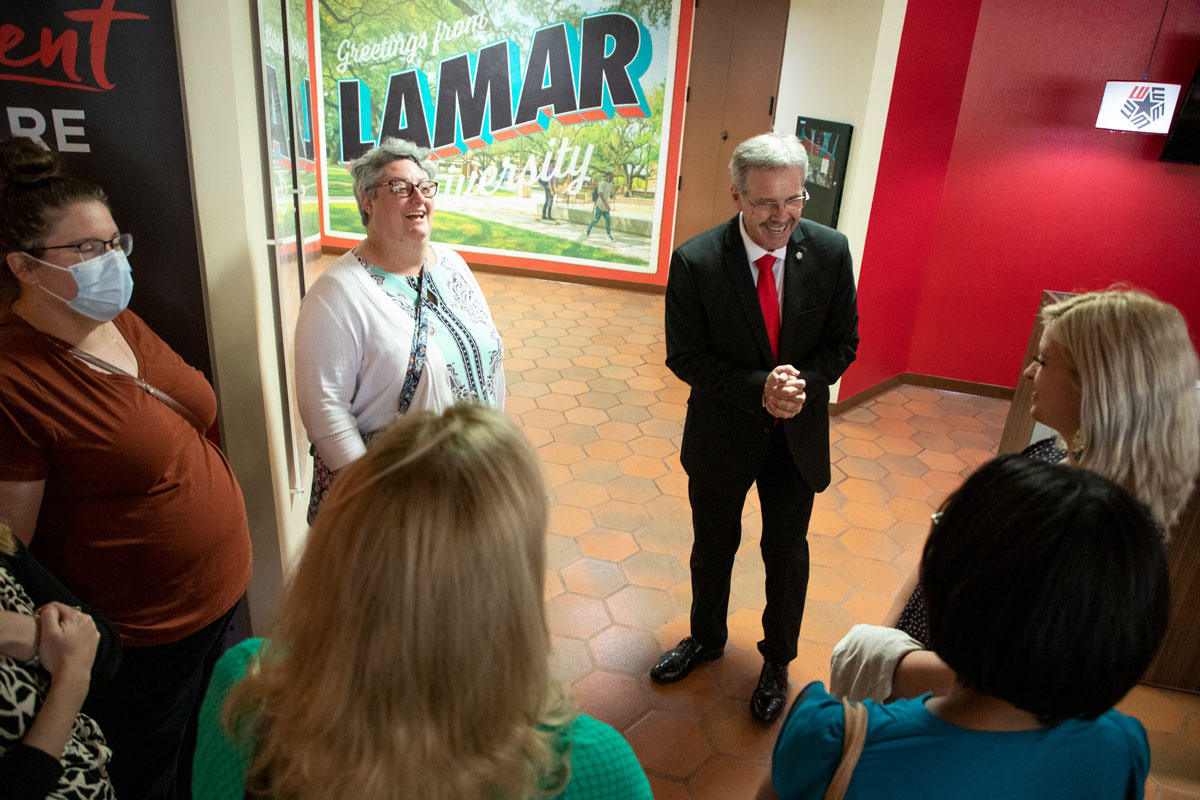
[1121,85,1168,130]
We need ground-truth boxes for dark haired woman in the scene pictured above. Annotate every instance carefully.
[760,456,1166,799]
[0,137,252,799]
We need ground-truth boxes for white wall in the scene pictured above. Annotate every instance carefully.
[776,0,907,283]
[774,0,907,399]
[175,0,311,633]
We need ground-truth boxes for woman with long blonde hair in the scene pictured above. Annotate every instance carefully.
[1036,288,1199,530]
[193,405,651,800]
[837,287,1199,705]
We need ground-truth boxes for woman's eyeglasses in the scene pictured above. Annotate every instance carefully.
[366,179,439,198]
[32,233,133,260]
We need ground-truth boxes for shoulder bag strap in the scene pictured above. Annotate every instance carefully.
[19,315,209,435]
[822,698,870,800]
[64,345,208,435]
[395,261,431,415]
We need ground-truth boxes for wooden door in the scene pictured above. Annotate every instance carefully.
[1146,482,1200,693]
[672,0,791,248]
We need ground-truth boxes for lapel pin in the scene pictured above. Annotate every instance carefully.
[795,251,803,261]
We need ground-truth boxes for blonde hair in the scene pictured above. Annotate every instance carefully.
[1043,289,1200,530]
[225,404,573,799]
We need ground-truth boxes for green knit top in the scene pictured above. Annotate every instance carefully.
[192,639,652,800]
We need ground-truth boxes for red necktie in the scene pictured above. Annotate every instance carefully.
[756,253,780,358]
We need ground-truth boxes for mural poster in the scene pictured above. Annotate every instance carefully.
[315,0,679,274]
[262,0,321,253]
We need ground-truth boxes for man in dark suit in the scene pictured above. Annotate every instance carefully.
[651,132,859,723]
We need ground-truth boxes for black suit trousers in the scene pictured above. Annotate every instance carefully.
[687,422,815,664]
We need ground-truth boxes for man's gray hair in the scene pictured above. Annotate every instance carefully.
[729,133,809,193]
[351,137,438,225]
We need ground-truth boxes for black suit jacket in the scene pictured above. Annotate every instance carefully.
[665,216,859,492]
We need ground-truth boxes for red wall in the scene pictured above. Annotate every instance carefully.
[845,0,982,394]
[844,0,1200,397]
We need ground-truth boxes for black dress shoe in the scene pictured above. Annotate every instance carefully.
[750,660,789,723]
[649,637,724,684]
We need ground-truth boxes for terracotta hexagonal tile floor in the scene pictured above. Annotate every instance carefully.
[472,271,1200,799]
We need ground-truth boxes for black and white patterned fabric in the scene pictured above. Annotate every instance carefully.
[895,438,1066,646]
[0,563,116,800]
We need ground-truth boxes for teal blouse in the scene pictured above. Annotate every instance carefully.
[771,681,1150,799]
[360,247,503,408]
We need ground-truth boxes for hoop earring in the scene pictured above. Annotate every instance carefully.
[1070,428,1088,460]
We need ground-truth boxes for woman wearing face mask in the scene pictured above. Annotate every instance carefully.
[0,138,251,800]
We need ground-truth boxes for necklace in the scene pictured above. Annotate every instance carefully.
[355,242,429,277]
[12,298,138,377]
[106,322,138,376]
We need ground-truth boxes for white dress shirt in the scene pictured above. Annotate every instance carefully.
[737,212,787,305]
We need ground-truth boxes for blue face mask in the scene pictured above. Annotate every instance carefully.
[26,248,135,322]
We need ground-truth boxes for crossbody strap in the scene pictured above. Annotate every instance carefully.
[822,698,869,800]
[395,261,431,415]
[14,312,209,435]
[63,344,208,435]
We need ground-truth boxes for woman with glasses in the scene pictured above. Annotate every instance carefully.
[831,287,1199,705]
[0,137,252,799]
[194,405,652,800]
[296,137,504,521]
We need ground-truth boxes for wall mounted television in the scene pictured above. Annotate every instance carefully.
[1160,61,1200,164]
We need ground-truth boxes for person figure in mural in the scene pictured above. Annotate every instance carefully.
[295,137,504,523]
[0,136,252,800]
[653,132,859,724]
[193,405,654,800]
[539,158,557,221]
[585,171,617,240]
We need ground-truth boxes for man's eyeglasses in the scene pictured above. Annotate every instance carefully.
[33,233,133,260]
[747,188,810,214]
[366,179,439,198]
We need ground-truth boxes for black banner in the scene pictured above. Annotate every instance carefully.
[1,0,211,379]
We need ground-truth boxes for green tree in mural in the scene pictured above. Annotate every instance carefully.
[312,0,674,265]
[476,0,673,30]
[318,0,672,171]
[319,0,463,158]
[571,85,664,194]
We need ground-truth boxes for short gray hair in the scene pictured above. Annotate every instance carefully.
[351,137,438,225]
[729,133,809,193]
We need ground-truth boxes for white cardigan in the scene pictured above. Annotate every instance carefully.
[294,246,504,470]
